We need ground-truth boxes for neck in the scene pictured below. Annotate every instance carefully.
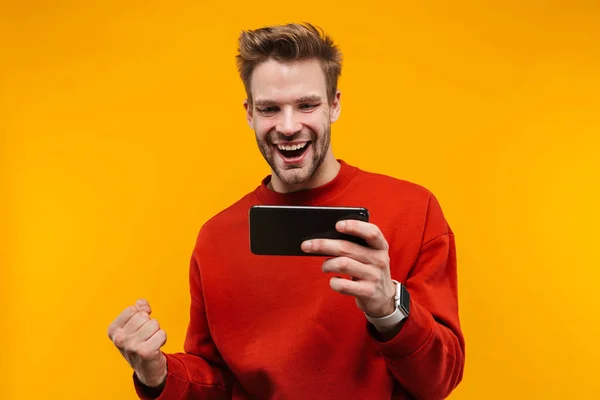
[269,152,340,193]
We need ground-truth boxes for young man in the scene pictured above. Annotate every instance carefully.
[108,23,465,399]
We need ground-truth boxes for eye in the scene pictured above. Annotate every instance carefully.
[257,106,279,115]
[299,103,318,111]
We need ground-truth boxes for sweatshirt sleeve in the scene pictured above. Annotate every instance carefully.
[369,193,465,400]
[132,254,233,399]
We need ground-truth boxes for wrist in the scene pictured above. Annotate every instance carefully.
[364,280,410,331]
[136,355,168,388]
[366,282,396,318]
[366,303,395,319]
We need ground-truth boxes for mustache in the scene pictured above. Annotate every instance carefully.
[268,132,315,144]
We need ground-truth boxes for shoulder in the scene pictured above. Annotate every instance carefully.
[194,189,257,244]
[353,164,434,203]
[350,163,449,229]
[351,164,452,242]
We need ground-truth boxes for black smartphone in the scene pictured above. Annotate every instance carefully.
[249,205,370,256]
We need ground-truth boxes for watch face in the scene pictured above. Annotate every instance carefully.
[400,284,410,315]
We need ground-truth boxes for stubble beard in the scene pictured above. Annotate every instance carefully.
[256,124,331,186]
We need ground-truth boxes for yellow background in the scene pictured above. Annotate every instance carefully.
[2,1,599,399]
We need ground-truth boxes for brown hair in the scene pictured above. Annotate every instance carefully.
[236,22,343,105]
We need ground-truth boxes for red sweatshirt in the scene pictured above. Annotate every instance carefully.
[134,160,465,399]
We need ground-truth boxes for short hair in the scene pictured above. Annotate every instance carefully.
[236,22,343,105]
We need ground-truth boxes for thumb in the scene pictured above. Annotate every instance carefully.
[135,298,152,314]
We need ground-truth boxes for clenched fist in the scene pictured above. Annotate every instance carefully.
[107,299,168,388]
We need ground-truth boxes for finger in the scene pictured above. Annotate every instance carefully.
[136,299,152,314]
[329,276,376,298]
[108,306,138,340]
[121,311,151,335]
[302,238,374,265]
[322,257,379,281]
[133,318,161,342]
[336,220,388,251]
[145,329,167,351]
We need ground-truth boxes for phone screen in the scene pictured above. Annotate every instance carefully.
[249,205,370,256]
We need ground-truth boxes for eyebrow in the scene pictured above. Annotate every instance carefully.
[294,95,323,104]
[254,95,323,107]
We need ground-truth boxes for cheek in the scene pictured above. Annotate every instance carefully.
[253,119,274,139]
[299,113,326,134]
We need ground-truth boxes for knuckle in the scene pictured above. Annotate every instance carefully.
[127,342,141,355]
[368,286,377,298]
[366,269,380,282]
[374,255,389,269]
[339,242,352,256]
[136,348,149,360]
[384,254,391,266]
[112,330,128,348]
[361,224,375,239]
[337,258,350,273]
[322,259,334,273]
[137,346,155,360]
[366,229,377,241]
[149,319,160,331]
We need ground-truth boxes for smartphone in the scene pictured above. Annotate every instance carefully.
[249,205,370,256]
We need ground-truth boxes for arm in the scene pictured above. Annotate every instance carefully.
[133,254,234,400]
[302,193,465,399]
[369,194,465,399]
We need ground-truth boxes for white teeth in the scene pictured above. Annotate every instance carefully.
[278,142,307,151]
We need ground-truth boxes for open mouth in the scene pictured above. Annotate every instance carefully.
[276,141,311,160]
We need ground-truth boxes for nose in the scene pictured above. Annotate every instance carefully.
[276,107,302,136]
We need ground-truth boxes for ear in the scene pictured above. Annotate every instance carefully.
[330,90,341,123]
[244,99,254,129]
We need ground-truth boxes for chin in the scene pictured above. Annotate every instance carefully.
[275,167,312,186]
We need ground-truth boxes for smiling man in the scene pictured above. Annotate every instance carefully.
[108,23,465,399]
[248,56,340,192]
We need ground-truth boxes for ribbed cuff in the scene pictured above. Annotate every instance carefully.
[369,300,433,359]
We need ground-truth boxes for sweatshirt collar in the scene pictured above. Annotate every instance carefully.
[255,159,357,206]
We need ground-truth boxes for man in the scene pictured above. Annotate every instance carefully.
[108,22,465,399]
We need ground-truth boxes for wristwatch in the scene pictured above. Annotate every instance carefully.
[365,280,410,329]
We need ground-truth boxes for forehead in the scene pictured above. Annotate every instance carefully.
[250,58,327,103]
